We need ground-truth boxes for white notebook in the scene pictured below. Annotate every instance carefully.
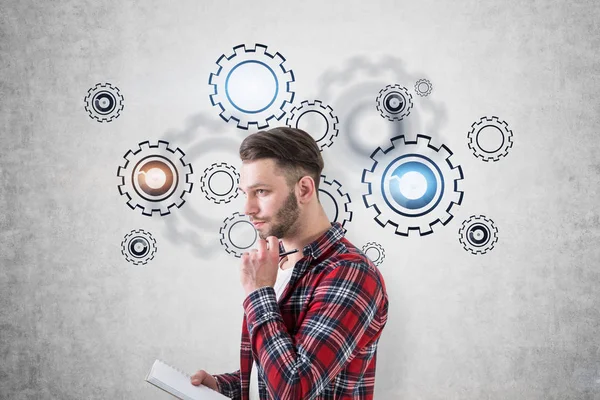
[145,359,228,400]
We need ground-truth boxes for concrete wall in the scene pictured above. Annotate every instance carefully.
[1,0,599,398]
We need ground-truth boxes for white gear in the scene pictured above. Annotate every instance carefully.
[200,162,240,204]
[286,100,339,150]
[319,175,353,233]
[467,116,514,162]
[362,134,464,236]
[361,242,385,267]
[219,212,258,258]
[209,43,295,129]
[414,79,433,97]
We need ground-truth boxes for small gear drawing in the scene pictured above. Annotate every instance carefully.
[414,79,433,97]
[200,162,240,204]
[121,229,157,265]
[84,82,124,122]
[458,215,498,255]
[219,212,258,258]
[209,43,295,130]
[361,242,385,267]
[362,134,464,236]
[376,84,414,121]
[285,100,339,150]
[319,175,353,233]
[467,116,514,162]
[117,140,193,216]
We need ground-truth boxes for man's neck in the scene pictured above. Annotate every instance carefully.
[280,208,332,268]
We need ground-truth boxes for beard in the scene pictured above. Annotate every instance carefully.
[258,189,300,240]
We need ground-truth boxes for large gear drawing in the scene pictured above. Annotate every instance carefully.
[362,134,464,236]
[361,242,385,267]
[414,79,433,97]
[467,116,514,162]
[200,162,240,204]
[458,215,498,255]
[209,43,295,130]
[121,229,157,265]
[319,175,353,233]
[376,84,414,121]
[117,140,193,216]
[219,212,258,258]
[84,82,124,122]
[285,100,339,150]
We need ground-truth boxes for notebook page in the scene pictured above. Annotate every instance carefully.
[145,359,228,400]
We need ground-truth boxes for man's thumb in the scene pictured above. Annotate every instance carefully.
[190,370,206,385]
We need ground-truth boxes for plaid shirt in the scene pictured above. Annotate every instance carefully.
[213,222,389,399]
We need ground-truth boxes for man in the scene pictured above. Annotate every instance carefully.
[191,127,389,399]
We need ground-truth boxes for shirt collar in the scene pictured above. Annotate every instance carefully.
[278,221,345,260]
[302,221,345,259]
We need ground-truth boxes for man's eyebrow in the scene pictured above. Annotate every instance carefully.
[238,183,271,192]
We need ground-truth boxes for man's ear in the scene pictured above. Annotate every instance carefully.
[296,176,315,203]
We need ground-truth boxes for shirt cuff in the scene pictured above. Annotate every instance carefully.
[243,286,283,336]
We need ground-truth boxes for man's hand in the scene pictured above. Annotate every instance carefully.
[190,369,218,391]
[240,236,280,297]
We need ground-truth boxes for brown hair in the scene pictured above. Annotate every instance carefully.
[239,127,324,195]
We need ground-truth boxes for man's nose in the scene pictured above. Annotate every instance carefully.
[243,196,257,216]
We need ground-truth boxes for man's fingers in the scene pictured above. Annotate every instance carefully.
[257,238,267,258]
[190,370,206,385]
[267,236,279,257]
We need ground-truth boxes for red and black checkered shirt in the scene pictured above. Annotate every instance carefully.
[213,222,389,399]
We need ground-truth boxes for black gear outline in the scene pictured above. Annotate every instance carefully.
[121,229,157,265]
[361,242,386,267]
[285,99,340,150]
[376,84,414,121]
[200,162,240,204]
[458,215,499,255]
[219,212,258,258]
[319,175,353,233]
[208,43,295,130]
[117,140,193,216]
[84,82,124,123]
[467,116,514,162]
[414,79,433,97]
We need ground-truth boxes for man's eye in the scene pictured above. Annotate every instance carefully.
[256,189,265,194]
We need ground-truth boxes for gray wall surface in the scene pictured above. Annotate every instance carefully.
[1,0,599,399]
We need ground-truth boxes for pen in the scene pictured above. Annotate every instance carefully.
[279,249,298,258]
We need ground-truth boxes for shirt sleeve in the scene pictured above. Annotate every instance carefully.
[212,370,241,399]
[243,260,387,400]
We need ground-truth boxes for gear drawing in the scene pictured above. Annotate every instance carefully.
[285,100,339,150]
[362,134,464,236]
[458,215,498,255]
[219,212,258,258]
[121,229,157,265]
[467,116,514,162]
[319,175,353,233]
[209,43,295,129]
[414,79,433,97]
[117,140,193,216]
[200,162,240,204]
[376,84,413,121]
[84,82,124,122]
[361,242,385,267]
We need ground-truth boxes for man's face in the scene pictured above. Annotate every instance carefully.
[239,158,300,240]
